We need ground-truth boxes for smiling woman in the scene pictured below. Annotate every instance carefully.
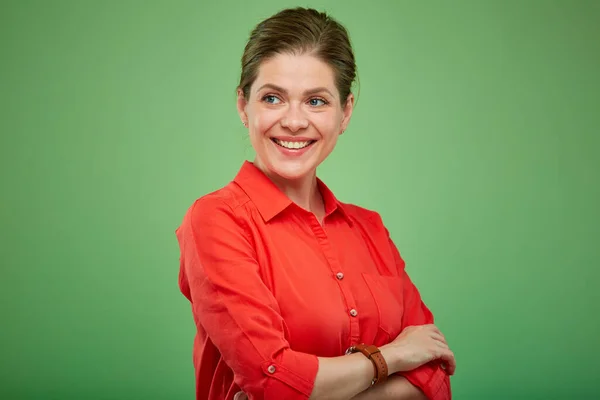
[238,52,352,189]
[176,7,455,400]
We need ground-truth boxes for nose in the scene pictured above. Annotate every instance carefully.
[280,103,309,132]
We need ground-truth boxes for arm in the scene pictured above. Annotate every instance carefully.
[388,234,453,400]
[177,197,401,400]
[350,374,427,400]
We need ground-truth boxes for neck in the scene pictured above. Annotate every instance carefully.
[253,160,324,217]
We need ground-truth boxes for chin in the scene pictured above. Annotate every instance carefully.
[266,159,316,182]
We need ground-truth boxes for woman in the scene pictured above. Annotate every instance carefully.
[176,7,456,400]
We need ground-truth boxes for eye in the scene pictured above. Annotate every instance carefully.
[308,98,327,107]
[262,95,281,104]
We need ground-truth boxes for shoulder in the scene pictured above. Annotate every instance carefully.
[178,182,252,233]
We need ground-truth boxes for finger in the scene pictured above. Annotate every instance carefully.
[440,350,456,376]
[234,392,248,400]
[429,325,447,342]
[434,339,449,350]
[431,332,448,345]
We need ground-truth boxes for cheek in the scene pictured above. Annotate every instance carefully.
[251,108,280,134]
[312,112,342,137]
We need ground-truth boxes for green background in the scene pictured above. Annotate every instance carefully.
[2,0,599,399]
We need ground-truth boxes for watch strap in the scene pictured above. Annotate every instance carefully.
[346,343,389,386]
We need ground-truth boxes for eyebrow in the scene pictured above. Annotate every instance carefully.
[256,83,335,98]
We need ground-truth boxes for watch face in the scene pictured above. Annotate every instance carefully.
[345,346,354,355]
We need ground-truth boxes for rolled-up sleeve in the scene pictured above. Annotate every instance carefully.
[176,196,318,399]
[388,235,452,400]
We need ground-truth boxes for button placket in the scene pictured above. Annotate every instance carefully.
[308,216,361,344]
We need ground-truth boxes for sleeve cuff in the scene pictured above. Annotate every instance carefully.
[260,351,319,399]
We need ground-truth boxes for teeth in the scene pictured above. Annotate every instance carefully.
[273,139,312,149]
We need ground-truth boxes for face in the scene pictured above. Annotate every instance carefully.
[237,53,353,183]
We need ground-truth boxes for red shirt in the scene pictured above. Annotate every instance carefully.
[176,161,451,400]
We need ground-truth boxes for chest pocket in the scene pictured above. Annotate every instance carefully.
[362,273,404,341]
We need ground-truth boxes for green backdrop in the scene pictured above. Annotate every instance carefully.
[1,1,599,399]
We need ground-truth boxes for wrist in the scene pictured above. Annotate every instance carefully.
[379,344,401,375]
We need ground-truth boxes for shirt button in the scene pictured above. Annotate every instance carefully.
[350,309,358,317]
[267,365,276,374]
[336,272,344,280]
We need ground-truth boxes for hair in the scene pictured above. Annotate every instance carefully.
[238,7,357,105]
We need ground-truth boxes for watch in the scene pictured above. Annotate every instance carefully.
[345,343,389,386]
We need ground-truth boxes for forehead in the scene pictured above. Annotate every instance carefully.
[253,53,337,96]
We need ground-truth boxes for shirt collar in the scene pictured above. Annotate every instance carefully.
[233,161,353,225]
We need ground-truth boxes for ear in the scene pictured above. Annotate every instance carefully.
[340,93,354,134]
[237,88,249,126]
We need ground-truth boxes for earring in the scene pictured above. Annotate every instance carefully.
[242,120,248,127]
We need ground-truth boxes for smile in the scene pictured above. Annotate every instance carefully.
[271,138,315,150]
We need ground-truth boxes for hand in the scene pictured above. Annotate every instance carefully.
[381,324,456,375]
[233,391,248,400]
